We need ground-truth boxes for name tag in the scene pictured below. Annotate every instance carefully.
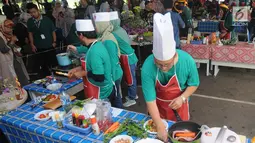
[41,34,46,39]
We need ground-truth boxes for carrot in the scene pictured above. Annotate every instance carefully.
[175,132,196,138]
[104,122,120,134]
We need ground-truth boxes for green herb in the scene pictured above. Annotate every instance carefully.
[103,119,148,143]
[72,98,91,108]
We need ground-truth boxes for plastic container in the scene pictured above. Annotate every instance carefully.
[63,115,92,135]
[90,115,100,135]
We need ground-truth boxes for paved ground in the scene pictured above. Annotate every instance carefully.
[119,64,255,138]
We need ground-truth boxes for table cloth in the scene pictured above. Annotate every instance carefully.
[0,102,174,143]
[23,79,83,94]
[211,42,255,64]
[182,44,211,59]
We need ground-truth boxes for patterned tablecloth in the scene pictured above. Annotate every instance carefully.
[23,79,83,94]
[182,44,211,60]
[0,102,174,143]
[198,21,219,33]
[211,42,255,64]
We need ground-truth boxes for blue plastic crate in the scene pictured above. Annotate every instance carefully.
[190,40,203,45]
[63,115,92,135]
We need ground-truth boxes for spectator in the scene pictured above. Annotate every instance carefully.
[249,1,255,42]
[27,3,57,77]
[2,0,14,20]
[0,19,29,86]
[140,0,155,28]
[75,0,96,19]
[13,12,31,50]
[153,0,164,13]
[12,0,21,13]
[36,0,52,14]
[21,0,28,12]
[99,1,111,12]
[52,1,64,20]
[164,0,185,49]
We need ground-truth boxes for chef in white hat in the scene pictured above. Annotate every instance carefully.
[141,13,199,142]
[68,19,116,105]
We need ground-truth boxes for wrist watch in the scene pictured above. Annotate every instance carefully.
[181,95,186,103]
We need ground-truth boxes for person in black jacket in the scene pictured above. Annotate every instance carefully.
[2,0,14,20]
[249,1,255,42]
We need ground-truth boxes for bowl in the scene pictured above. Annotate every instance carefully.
[110,135,134,143]
[143,119,168,134]
[46,83,62,91]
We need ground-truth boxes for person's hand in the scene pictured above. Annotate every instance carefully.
[74,71,87,79]
[157,122,168,142]
[31,44,37,53]
[169,96,183,110]
[10,35,17,44]
[52,42,57,48]
[68,67,82,78]
[67,45,77,52]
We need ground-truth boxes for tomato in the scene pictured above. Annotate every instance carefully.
[39,114,46,119]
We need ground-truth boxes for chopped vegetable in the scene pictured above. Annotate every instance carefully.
[104,119,148,143]
[175,132,196,138]
[115,138,131,143]
[72,98,91,108]
[104,122,120,135]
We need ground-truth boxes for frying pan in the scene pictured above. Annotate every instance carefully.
[168,110,201,143]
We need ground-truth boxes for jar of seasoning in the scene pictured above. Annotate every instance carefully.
[90,115,100,135]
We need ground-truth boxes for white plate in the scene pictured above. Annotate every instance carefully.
[110,135,134,143]
[46,83,62,91]
[34,79,42,84]
[41,94,58,103]
[34,110,53,121]
[143,119,168,134]
[135,138,164,143]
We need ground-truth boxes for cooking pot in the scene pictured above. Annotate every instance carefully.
[56,53,71,66]
[168,121,201,143]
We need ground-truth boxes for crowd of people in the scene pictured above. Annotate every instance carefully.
[1,0,254,141]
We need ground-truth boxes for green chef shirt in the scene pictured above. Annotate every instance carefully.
[85,41,113,99]
[27,16,56,49]
[77,45,88,54]
[112,33,138,65]
[103,40,123,81]
[141,50,200,102]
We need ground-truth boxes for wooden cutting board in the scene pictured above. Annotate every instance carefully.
[43,96,76,110]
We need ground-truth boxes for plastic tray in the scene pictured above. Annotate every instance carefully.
[63,115,92,135]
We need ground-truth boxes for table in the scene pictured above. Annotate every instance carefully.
[182,44,211,76]
[0,102,173,143]
[0,89,27,112]
[211,42,255,76]
[23,79,83,100]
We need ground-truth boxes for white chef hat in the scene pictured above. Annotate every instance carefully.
[153,13,176,61]
[75,19,95,32]
[93,12,110,22]
[110,11,119,20]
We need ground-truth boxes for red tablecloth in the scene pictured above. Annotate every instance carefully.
[182,44,211,59]
[211,42,255,64]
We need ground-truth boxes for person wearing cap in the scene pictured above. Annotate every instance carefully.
[141,13,199,142]
[68,19,120,107]
[93,12,123,108]
[141,0,156,27]
[110,11,139,107]
[218,3,234,40]
[164,0,185,49]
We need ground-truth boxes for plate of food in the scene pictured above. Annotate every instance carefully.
[143,119,168,134]
[135,138,164,143]
[41,94,58,103]
[110,135,134,143]
[34,110,53,121]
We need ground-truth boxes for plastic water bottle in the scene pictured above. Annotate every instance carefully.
[60,91,72,113]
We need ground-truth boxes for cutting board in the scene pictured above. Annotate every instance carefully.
[43,96,76,110]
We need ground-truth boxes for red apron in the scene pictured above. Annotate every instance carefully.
[155,68,189,121]
[120,54,133,86]
[80,41,100,99]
